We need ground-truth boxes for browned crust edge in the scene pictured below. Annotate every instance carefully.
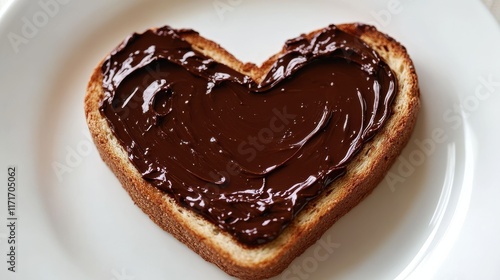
[84,23,420,280]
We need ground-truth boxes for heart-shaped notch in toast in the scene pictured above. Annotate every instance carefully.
[97,24,402,246]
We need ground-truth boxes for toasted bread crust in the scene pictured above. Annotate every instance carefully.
[85,23,420,280]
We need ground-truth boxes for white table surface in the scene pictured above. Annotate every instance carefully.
[1,0,500,23]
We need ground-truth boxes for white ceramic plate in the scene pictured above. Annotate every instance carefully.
[1,0,499,279]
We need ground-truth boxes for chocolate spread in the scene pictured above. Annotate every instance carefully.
[100,24,397,246]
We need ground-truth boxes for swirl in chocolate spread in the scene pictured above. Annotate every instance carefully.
[100,24,397,246]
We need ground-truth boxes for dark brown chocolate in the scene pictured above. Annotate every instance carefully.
[100,25,397,246]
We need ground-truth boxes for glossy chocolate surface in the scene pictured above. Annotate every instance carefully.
[100,25,396,245]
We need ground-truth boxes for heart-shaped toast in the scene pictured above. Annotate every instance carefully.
[85,23,419,279]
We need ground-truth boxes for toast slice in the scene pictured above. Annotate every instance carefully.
[85,23,420,279]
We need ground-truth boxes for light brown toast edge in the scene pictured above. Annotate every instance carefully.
[84,23,420,280]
